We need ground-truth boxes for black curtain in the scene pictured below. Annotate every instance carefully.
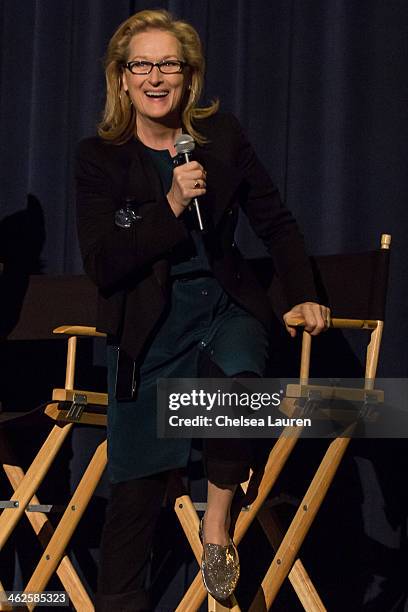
[1,0,407,375]
[1,1,408,609]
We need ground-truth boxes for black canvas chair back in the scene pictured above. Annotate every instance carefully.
[311,247,390,321]
[264,239,390,325]
[3,274,98,341]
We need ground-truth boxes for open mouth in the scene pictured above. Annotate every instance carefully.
[144,90,169,98]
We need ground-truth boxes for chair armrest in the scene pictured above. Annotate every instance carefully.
[53,325,106,338]
[285,317,379,330]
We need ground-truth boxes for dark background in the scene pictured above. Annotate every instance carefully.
[1,1,408,610]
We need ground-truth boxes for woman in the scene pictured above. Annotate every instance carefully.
[76,9,329,611]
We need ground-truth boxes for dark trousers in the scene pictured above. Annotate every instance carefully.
[95,475,166,611]
[96,361,259,611]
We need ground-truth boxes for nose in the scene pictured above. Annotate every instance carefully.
[148,65,163,84]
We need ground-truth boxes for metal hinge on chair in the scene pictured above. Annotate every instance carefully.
[359,391,380,420]
[0,500,64,513]
[297,390,323,417]
[193,502,207,512]
[193,501,252,513]
[65,393,87,421]
[0,500,19,509]
[26,504,65,513]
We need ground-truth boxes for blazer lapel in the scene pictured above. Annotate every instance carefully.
[120,139,171,292]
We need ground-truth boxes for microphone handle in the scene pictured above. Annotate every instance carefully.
[183,152,204,231]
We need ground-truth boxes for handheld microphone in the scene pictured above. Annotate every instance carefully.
[174,133,204,231]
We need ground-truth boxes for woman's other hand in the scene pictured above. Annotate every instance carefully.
[167,161,206,216]
[283,302,331,337]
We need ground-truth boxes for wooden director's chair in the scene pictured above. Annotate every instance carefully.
[0,234,390,611]
[0,275,102,611]
[174,233,391,611]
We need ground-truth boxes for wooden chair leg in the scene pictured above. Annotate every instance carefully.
[0,422,73,550]
[257,507,326,611]
[23,440,107,610]
[249,437,351,611]
[3,463,93,611]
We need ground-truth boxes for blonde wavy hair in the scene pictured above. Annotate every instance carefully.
[98,9,218,145]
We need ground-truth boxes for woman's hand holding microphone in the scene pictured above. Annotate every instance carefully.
[167,161,207,217]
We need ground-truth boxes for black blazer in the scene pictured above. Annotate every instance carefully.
[75,112,317,362]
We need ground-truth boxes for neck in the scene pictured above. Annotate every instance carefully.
[136,115,182,154]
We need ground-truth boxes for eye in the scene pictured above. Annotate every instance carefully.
[158,60,184,73]
[127,61,153,74]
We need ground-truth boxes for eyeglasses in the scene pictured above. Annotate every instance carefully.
[124,60,187,75]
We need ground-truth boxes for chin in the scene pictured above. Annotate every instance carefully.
[146,107,180,123]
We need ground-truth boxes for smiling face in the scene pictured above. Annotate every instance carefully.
[122,29,188,131]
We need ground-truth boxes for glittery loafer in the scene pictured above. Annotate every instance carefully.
[199,517,240,601]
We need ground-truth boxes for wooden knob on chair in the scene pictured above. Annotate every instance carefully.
[381,234,391,249]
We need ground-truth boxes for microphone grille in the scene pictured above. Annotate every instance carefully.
[174,133,195,155]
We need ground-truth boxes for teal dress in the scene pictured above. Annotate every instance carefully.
[107,147,269,483]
